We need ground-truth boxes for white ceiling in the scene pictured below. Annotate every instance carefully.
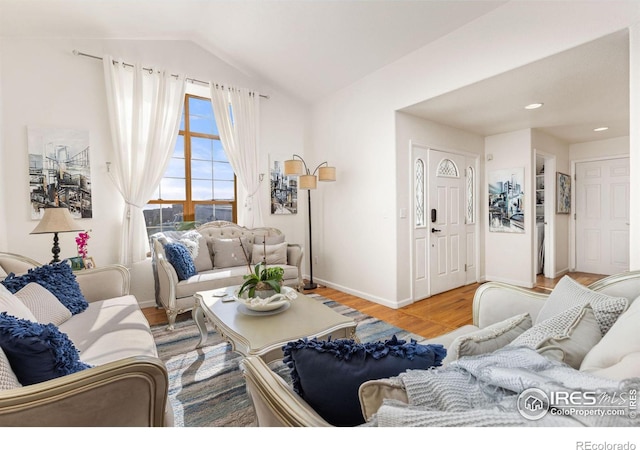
[401,29,630,144]
[0,0,630,144]
[0,0,505,103]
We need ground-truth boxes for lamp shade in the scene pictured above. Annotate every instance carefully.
[299,174,317,190]
[318,166,336,182]
[31,208,83,234]
[284,159,304,176]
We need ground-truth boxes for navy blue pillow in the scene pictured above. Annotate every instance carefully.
[283,335,446,426]
[1,262,88,315]
[164,242,197,281]
[0,312,91,385]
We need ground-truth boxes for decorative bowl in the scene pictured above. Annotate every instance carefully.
[233,286,297,312]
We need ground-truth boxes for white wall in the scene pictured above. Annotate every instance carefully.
[485,129,534,287]
[0,38,309,306]
[310,1,640,306]
[395,111,485,303]
[569,135,630,161]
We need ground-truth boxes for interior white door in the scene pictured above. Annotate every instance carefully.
[411,145,429,300]
[428,149,466,295]
[575,157,630,275]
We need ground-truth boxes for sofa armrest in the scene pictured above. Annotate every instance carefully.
[75,264,131,302]
[155,254,179,311]
[472,282,548,328]
[240,356,331,427]
[286,244,304,290]
[0,356,168,427]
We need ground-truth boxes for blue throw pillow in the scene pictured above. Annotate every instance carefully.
[283,335,446,426]
[0,312,91,385]
[1,262,88,315]
[164,242,197,281]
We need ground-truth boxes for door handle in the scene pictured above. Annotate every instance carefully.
[431,228,441,233]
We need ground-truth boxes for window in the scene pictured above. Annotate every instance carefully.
[143,94,236,235]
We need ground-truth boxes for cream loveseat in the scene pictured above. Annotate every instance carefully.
[0,252,169,427]
[151,220,303,330]
[240,270,640,427]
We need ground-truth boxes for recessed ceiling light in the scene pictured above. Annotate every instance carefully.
[593,127,609,132]
[524,103,544,110]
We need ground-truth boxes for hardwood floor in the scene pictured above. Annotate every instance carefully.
[142,272,607,338]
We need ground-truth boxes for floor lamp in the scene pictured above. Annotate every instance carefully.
[284,154,336,290]
[31,207,83,264]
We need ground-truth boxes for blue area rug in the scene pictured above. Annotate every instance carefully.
[151,294,424,427]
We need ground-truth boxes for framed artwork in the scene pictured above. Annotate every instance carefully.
[488,167,525,233]
[68,257,85,271]
[269,156,297,215]
[28,127,92,220]
[556,172,571,214]
[83,257,96,270]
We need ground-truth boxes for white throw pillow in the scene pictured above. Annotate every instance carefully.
[14,283,72,326]
[0,284,38,322]
[0,346,22,391]
[509,295,628,369]
[252,242,288,265]
[212,237,253,269]
[580,296,640,380]
[536,276,627,335]
[444,313,532,364]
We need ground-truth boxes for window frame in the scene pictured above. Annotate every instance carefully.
[146,93,237,227]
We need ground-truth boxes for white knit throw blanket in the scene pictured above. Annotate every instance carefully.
[370,346,640,427]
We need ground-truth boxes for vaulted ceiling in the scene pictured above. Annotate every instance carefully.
[0,0,630,144]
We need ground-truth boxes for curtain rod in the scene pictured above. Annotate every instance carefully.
[72,50,270,99]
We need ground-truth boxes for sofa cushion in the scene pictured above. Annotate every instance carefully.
[282,336,446,427]
[0,284,38,322]
[174,265,300,300]
[0,346,22,390]
[1,262,88,315]
[443,313,532,364]
[580,294,640,380]
[164,242,197,281]
[252,242,288,265]
[14,283,72,326]
[212,237,252,269]
[536,275,627,335]
[0,312,91,385]
[181,231,213,272]
[509,295,628,369]
[59,295,158,365]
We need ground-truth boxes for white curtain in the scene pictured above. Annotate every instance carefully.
[210,84,263,228]
[103,55,186,266]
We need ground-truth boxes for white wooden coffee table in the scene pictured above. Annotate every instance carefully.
[192,287,357,363]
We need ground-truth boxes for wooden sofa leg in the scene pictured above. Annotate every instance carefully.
[165,311,178,331]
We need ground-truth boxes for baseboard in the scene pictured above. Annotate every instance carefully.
[309,277,404,309]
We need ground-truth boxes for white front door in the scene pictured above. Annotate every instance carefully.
[575,157,630,275]
[428,149,467,296]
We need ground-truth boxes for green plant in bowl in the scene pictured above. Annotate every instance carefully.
[238,263,284,298]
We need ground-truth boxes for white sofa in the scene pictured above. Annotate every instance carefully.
[0,252,169,427]
[240,270,640,426]
[151,220,303,330]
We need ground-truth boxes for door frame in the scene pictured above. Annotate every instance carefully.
[409,141,480,302]
[534,151,556,280]
[570,154,630,272]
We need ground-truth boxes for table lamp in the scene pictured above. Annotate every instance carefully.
[31,207,84,263]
